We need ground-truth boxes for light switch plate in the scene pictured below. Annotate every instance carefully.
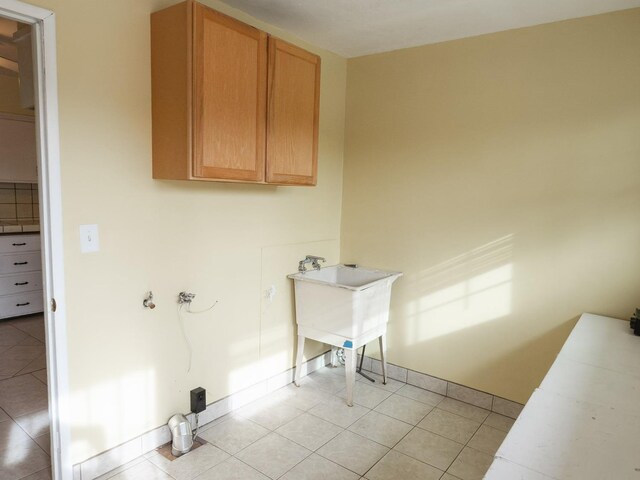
[79,224,99,253]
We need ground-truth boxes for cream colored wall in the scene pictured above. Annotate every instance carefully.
[0,75,34,115]
[15,0,640,463]
[342,9,640,404]
[30,0,346,463]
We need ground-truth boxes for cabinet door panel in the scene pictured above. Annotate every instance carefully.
[193,4,267,181]
[266,38,320,186]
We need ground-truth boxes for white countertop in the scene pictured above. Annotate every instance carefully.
[485,313,640,480]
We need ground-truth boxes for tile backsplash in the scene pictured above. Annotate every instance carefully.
[0,182,39,225]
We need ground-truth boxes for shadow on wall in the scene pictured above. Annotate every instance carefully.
[227,272,330,397]
[66,240,339,461]
[404,234,514,343]
[64,234,580,459]
[69,369,157,461]
[398,313,577,403]
[67,312,308,461]
[361,233,580,403]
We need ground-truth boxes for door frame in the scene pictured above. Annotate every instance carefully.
[0,1,71,479]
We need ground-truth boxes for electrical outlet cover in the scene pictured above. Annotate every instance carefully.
[190,387,206,414]
[79,224,100,253]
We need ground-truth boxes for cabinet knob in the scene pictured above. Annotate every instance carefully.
[13,261,28,266]
[14,281,29,286]
[16,302,30,307]
[12,242,27,246]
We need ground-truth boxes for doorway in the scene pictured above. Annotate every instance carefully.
[0,1,69,479]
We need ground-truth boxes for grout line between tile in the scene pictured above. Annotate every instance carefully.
[313,446,367,477]
[364,408,417,431]
[441,404,500,477]
[276,437,313,479]
[360,422,436,478]
[218,455,266,480]
[30,369,48,386]
[368,394,492,476]
[84,363,514,479]
[466,412,489,446]
[94,457,148,480]
[442,444,465,473]
[278,416,342,453]
[363,355,514,411]
[217,418,272,455]
[12,415,51,458]
[17,467,51,480]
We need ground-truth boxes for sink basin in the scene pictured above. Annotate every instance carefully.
[289,264,402,406]
[288,265,402,341]
[288,264,401,291]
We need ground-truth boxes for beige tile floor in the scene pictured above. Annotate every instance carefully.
[0,314,52,480]
[100,366,513,480]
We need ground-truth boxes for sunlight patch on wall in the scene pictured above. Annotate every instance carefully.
[68,369,156,461]
[406,235,514,343]
[227,351,288,394]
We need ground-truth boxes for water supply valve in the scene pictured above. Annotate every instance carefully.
[178,291,196,304]
[143,291,155,309]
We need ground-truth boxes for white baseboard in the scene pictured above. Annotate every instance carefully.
[75,351,331,480]
[360,355,524,418]
[76,351,524,480]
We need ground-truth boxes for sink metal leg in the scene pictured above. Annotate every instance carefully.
[344,347,357,407]
[379,335,388,385]
[357,345,375,383]
[294,335,305,387]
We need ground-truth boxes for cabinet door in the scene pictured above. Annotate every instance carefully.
[0,114,37,183]
[266,38,320,186]
[193,3,267,182]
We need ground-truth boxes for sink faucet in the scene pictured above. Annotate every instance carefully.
[298,255,326,273]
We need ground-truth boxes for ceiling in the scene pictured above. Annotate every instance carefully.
[220,0,640,57]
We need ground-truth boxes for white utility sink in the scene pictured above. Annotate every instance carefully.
[288,264,402,406]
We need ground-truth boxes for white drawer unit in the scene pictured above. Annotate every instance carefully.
[0,271,42,296]
[0,251,42,275]
[0,233,43,319]
[0,234,41,254]
[0,291,44,319]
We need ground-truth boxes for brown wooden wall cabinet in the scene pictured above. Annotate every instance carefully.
[151,1,320,186]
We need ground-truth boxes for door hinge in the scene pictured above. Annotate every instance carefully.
[50,298,57,312]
